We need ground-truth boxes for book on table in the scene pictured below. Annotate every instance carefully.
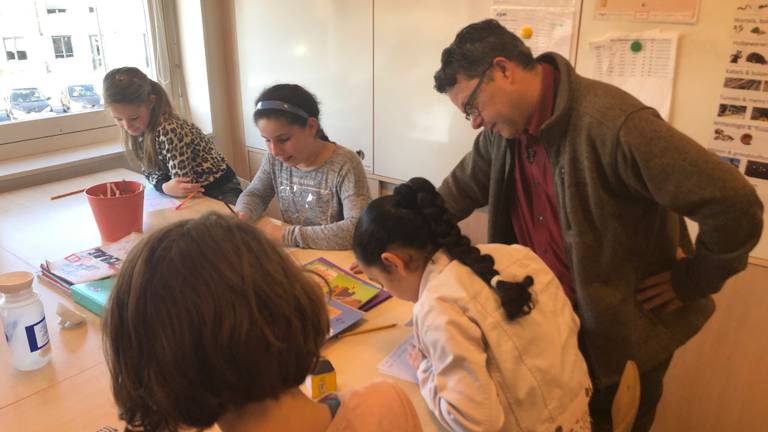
[69,277,116,317]
[39,233,141,313]
[41,232,142,286]
[327,298,365,338]
[303,257,391,312]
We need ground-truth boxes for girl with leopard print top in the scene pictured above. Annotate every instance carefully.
[103,67,242,205]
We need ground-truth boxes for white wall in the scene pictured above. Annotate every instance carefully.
[233,0,373,170]
[176,0,212,134]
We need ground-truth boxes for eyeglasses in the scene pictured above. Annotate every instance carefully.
[463,63,493,121]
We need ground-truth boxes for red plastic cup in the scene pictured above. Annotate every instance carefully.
[85,180,145,242]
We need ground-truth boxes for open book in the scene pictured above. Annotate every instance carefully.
[304,257,390,311]
[327,298,365,338]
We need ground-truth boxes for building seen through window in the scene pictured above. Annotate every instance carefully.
[0,0,152,124]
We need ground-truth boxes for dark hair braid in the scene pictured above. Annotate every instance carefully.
[398,178,534,320]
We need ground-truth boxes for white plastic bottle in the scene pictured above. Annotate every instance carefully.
[0,271,52,371]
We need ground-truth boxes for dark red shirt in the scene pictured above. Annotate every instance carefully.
[509,63,574,303]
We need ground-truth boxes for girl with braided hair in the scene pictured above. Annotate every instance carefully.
[353,177,592,432]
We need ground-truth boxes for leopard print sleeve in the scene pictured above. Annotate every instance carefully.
[152,115,230,188]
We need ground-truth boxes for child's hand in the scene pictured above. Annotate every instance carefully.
[163,177,204,197]
[256,218,287,245]
[407,343,424,369]
[348,261,363,274]
[237,211,249,221]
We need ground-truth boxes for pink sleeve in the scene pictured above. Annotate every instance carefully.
[328,380,423,432]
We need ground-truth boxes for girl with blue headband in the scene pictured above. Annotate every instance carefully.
[235,84,371,249]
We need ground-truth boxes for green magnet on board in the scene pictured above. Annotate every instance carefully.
[630,40,642,53]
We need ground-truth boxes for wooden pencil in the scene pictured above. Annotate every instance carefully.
[175,192,197,210]
[50,188,86,200]
[223,201,238,216]
[339,323,397,339]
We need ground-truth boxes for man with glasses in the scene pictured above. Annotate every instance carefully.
[434,19,763,432]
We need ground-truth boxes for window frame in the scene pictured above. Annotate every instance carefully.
[3,37,27,62]
[51,35,74,59]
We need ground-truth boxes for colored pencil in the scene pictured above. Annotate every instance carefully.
[223,201,238,216]
[339,323,397,339]
[50,188,85,200]
[175,192,197,210]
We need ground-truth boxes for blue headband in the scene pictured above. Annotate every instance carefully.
[255,100,310,119]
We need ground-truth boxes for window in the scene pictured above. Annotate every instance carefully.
[52,35,74,59]
[0,0,157,156]
[3,37,27,61]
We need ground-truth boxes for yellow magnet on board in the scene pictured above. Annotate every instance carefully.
[520,26,534,39]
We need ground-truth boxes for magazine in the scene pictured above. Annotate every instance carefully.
[43,232,142,285]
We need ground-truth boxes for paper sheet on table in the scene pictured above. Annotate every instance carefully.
[142,182,181,212]
[377,334,418,384]
[589,29,678,120]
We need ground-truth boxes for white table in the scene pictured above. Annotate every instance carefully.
[0,168,442,431]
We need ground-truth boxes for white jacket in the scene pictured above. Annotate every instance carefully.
[413,244,592,432]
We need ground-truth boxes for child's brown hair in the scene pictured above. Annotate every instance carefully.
[103,212,329,431]
[102,66,175,171]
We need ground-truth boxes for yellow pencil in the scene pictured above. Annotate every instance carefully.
[50,188,85,200]
[339,323,397,339]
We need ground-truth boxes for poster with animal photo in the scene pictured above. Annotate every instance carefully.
[708,3,768,194]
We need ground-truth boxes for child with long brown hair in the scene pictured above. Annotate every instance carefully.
[103,213,421,432]
[103,67,242,204]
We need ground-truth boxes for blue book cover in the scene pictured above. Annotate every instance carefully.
[70,277,115,316]
[327,298,364,338]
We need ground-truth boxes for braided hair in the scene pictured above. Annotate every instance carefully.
[353,177,533,320]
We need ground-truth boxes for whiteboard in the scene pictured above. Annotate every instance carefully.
[233,0,373,170]
[373,0,495,185]
[575,0,767,260]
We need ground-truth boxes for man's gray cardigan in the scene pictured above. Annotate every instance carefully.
[439,52,764,386]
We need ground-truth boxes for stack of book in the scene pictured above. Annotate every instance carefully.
[38,232,142,316]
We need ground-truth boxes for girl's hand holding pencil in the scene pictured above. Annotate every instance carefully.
[175,192,200,210]
[162,177,204,198]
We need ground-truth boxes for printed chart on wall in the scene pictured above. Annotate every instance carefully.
[589,30,677,120]
[594,0,701,24]
[491,0,578,59]
[710,2,768,200]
